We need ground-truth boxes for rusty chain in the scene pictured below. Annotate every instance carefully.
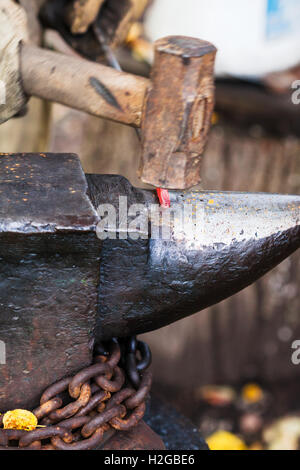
[0,337,152,450]
[120,336,152,389]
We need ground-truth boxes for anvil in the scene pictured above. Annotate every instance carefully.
[0,152,299,410]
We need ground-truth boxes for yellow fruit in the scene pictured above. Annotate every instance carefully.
[2,409,38,431]
[242,383,263,403]
[207,430,247,451]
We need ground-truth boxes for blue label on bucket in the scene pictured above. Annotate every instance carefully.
[266,0,300,40]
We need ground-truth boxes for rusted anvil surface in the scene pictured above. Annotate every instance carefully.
[1,153,300,410]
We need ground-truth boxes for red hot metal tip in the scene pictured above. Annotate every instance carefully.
[157,188,170,208]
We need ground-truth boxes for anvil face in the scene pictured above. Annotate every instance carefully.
[0,153,299,410]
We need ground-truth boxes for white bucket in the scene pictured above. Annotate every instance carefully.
[145,0,300,78]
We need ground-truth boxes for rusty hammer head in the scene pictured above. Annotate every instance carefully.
[139,36,217,190]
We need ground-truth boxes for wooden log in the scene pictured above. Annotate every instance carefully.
[21,44,149,127]
[40,0,150,61]
[100,0,150,49]
[65,0,105,34]
[216,80,300,137]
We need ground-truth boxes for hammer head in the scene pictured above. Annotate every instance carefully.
[139,36,217,189]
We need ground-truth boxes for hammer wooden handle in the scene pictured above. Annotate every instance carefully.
[21,44,150,127]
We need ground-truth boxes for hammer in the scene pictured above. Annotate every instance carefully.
[20,37,216,189]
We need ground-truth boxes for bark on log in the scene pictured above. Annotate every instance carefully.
[21,45,149,127]
[40,0,150,61]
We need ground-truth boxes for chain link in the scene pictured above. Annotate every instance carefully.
[121,336,152,389]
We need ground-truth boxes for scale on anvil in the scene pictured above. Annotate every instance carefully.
[0,0,300,451]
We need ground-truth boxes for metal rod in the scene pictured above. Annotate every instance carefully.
[93,23,141,141]
[93,23,122,71]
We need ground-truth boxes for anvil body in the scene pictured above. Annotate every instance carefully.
[0,153,299,410]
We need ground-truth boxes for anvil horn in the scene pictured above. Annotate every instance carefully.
[87,175,300,340]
